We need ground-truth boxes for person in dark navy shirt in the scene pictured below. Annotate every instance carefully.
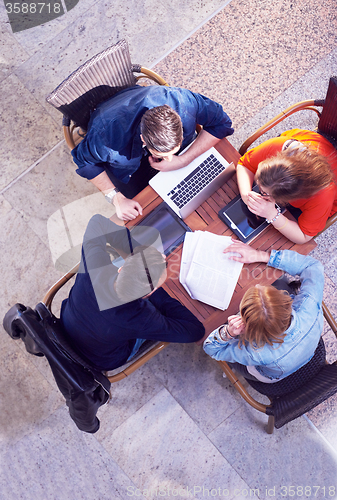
[72,86,234,221]
[61,214,205,371]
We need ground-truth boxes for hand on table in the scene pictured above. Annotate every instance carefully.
[227,315,245,337]
[113,192,143,221]
[223,239,270,264]
[247,191,278,221]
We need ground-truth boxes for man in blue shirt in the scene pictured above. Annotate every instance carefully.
[71,85,234,220]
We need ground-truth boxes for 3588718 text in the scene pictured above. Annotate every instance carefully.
[5,3,61,14]
[279,486,336,497]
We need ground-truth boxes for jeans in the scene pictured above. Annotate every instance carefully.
[127,338,146,361]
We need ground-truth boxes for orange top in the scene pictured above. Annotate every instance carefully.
[238,129,337,236]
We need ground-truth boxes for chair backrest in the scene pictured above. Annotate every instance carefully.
[267,363,337,429]
[317,75,337,144]
[246,336,326,398]
[3,285,169,429]
[46,39,136,130]
[238,75,337,156]
[41,261,169,384]
[237,76,337,236]
[3,302,111,433]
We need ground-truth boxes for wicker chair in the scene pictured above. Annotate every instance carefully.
[46,39,168,150]
[217,302,337,434]
[239,76,337,156]
[237,76,337,236]
[39,260,168,382]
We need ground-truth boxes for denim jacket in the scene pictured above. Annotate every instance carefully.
[203,250,324,381]
[71,85,234,183]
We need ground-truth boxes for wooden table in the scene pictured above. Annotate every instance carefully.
[130,138,316,339]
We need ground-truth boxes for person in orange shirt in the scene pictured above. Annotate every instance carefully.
[236,129,337,243]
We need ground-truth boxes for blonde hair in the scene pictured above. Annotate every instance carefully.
[239,286,293,348]
[256,148,334,205]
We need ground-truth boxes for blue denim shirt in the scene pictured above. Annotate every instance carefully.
[71,85,234,183]
[203,250,324,380]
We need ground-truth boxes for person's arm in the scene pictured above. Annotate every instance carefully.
[202,244,264,362]
[267,249,325,305]
[90,171,142,221]
[246,192,313,244]
[225,240,324,303]
[144,287,205,343]
[203,319,259,363]
[236,163,255,204]
[236,137,286,204]
[82,214,146,268]
[72,125,143,221]
[202,240,270,359]
[204,243,324,361]
[223,239,271,264]
[148,129,221,172]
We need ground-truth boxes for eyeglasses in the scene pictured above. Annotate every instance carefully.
[258,187,270,197]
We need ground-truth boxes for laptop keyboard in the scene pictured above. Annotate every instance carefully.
[167,154,225,209]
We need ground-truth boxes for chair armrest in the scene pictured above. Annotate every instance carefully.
[43,262,79,312]
[106,341,169,383]
[322,301,337,336]
[63,125,76,150]
[217,360,270,413]
[133,66,169,86]
[268,364,337,429]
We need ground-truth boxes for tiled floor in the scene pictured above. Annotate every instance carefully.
[1,0,337,499]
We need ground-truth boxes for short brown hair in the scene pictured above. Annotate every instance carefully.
[115,246,166,303]
[256,148,334,205]
[140,105,183,153]
[239,286,293,347]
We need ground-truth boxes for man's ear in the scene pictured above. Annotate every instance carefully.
[140,134,146,146]
[117,266,123,274]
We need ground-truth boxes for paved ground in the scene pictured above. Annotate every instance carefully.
[1,0,337,498]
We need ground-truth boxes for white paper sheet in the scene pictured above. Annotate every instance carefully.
[179,231,243,310]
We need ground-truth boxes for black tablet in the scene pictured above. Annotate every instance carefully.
[218,185,269,242]
[133,202,191,256]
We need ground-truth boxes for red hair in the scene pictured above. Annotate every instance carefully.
[239,286,293,347]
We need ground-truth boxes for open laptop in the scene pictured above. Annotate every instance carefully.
[149,147,235,219]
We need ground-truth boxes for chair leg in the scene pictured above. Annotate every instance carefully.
[217,361,279,434]
[267,415,275,434]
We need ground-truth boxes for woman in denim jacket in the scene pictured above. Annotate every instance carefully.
[203,240,324,383]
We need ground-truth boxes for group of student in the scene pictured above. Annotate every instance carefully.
[61,83,337,384]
